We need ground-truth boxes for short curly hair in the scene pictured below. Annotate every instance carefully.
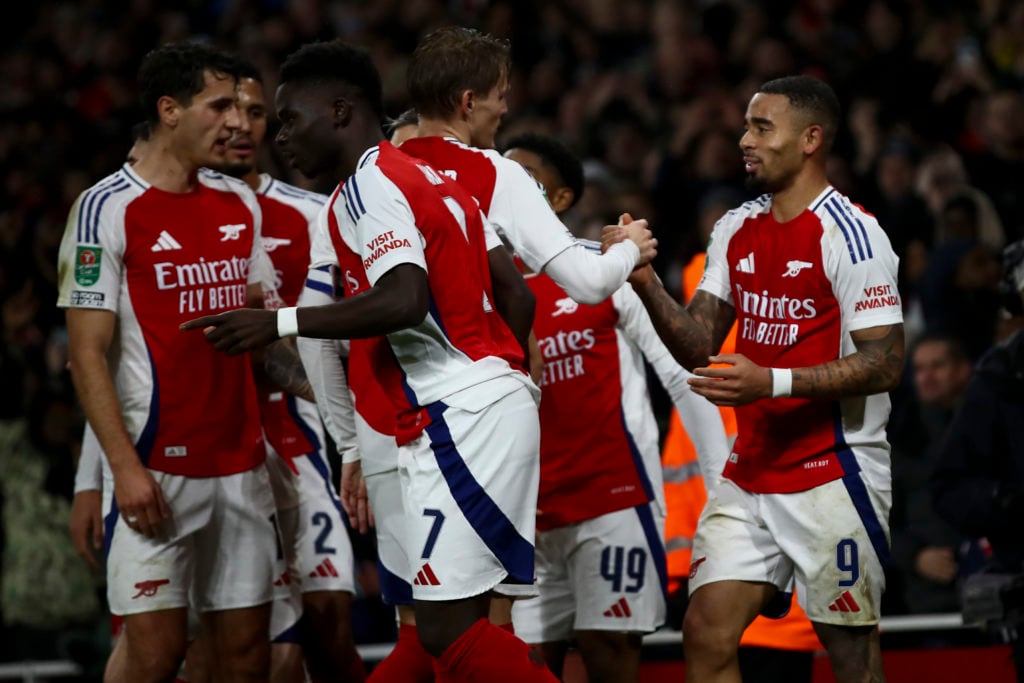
[279,40,384,123]
[503,133,584,208]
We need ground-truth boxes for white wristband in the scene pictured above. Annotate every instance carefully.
[770,368,793,398]
[276,307,299,338]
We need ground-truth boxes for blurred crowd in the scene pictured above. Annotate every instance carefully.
[3,0,1024,671]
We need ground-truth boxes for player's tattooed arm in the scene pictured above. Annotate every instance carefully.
[630,268,735,371]
[263,339,315,402]
[791,323,904,398]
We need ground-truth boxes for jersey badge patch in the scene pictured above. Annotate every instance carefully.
[75,246,102,286]
[552,297,579,316]
[262,237,292,252]
[219,223,247,241]
[782,260,813,277]
[70,290,105,307]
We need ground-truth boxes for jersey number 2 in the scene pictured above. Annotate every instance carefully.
[312,511,336,555]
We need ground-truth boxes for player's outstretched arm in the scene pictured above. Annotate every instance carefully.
[625,264,736,372]
[182,264,429,354]
[67,308,170,538]
[543,216,656,305]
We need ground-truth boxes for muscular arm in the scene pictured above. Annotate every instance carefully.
[487,245,535,362]
[791,323,904,398]
[183,264,429,354]
[691,323,905,406]
[263,340,314,401]
[66,309,139,472]
[630,270,736,371]
[67,308,169,536]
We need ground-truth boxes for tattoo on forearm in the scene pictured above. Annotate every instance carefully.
[792,324,904,398]
[264,340,313,400]
[636,285,731,370]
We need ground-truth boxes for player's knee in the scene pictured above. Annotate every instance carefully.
[218,638,270,679]
[682,604,739,664]
[576,631,641,683]
[303,590,349,621]
[123,647,185,683]
[302,590,353,641]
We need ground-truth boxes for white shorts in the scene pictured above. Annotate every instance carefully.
[276,453,355,595]
[398,383,540,601]
[270,512,303,643]
[512,504,668,643]
[689,472,891,626]
[103,467,277,616]
[365,468,413,606]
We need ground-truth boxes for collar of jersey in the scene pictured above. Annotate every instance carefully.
[120,163,151,190]
[356,146,379,171]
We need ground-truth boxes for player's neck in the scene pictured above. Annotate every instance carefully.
[416,117,469,145]
[770,167,830,223]
[240,168,261,191]
[132,136,200,193]
[337,120,385,179]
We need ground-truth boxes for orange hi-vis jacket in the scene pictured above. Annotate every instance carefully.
[661,252,822,651]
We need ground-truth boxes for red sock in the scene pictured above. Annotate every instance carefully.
[434,618,557,682]
[497,621,515,635]
[368,623,435,683]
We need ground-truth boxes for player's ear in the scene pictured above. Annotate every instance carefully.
[332,97,353,128]
[550,187,575,215]
[157,96,180,129]
[804,124,824,156]
[460,89,475,118]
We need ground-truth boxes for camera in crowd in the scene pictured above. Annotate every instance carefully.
[962,572,1024,640]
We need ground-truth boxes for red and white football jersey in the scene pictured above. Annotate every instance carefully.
[698,186,902,493]
[318,143,527,445]
[57,165,266,477]
[398,136,577,271]
[254,175,327,465]
[527,250,729,530]
[257,174,324,306]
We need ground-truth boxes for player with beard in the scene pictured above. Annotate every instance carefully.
[183,39,559,682]
[606,76,903,683]
[58,43,275,682]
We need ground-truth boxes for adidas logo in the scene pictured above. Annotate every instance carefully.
[735,252,755,274]
[603,597,632,618]
[413,563,440,586]
[273,571,292,587]
[828,590,861,613]
[309,558,339,579]
[151,230,182,251]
